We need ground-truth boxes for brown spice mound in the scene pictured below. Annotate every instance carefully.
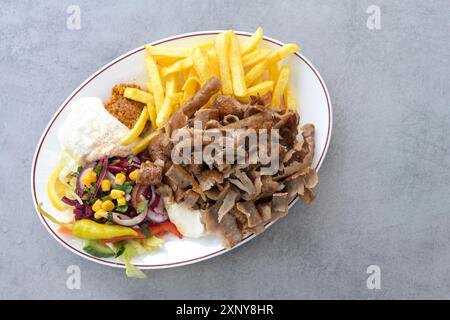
[104,83,148,130]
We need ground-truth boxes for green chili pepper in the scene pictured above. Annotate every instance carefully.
[37,203,138,240]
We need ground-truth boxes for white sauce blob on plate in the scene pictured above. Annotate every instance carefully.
[58,97,139,162]
[166,203,205,238]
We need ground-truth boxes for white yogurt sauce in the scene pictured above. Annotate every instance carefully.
[166,203,205,238]
[58,97,140,162]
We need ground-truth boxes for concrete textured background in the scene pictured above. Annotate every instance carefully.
[1,0,449,299]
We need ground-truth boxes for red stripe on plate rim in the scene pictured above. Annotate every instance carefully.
[31,30,333,269]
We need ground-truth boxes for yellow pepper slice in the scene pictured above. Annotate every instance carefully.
[38,203,138,239]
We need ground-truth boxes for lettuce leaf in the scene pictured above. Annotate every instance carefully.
[122,242,146,279]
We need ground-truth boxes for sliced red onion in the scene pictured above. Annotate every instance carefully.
[61,196,79,206]
[108,165,123,174]
[146,186,167,223]
[147,207,167,223]
[112,209,147,227]
[131,184,147,209]
[84,205,94,218]
[93,157,108,198]
[129,155,141,164]
[66,189,83,205]
[148,185,157,207]
[75,162,96,196]
[105,171,115,182]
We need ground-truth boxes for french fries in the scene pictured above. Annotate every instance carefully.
[156,93,183,128]
[195,41,215,51]
[268,63,279,83]
[121,106,149,145]
[247,81,274,98]
[182,75,201,104]
[192,48,212,85]
[132,130,159,155]
[206,48,220,77]
[229,32,247,97]
[267,43,299,64]
[215,31,233,95]
[242,49,270,68]
[160,56,193,78]
[245,43,299,86]
[272,65,290,107]
[284,85,297,110]
[147,103,157,128]
[144,55,164,113]
[144,45,194,59]
[241,27,263,56]
[132,27,300,134]
[123,88,154,105]
[165,74,178,97]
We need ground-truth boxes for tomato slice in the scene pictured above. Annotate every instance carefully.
[101,221,183,243]
[148,221,183,239]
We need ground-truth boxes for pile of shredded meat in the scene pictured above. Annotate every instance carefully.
[136,77,318,248]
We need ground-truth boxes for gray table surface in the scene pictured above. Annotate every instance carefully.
[1,0,449,299]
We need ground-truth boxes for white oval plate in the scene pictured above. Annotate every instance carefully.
[31,31,332,269]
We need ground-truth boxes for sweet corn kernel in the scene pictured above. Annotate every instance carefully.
[81,169,97,186]
[117,196,126,206]
[92,199,103,212]
[129,169,139,181]
[94,209,108,220]
[101,200,115,211]
[101,179,111,192]
[110,189,125,199]
[115,173,126,185]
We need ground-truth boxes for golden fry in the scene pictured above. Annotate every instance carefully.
[132,130,159,155]
[165,74,178,96]
[195,41,215,51]
[160,56,193,78]
[272,65,290,107]
[182,75,201,104]
[145,82,153,94]
[238,81,274,103]
[123,88,154,105]
[121,106,149,145]
[245,43,298,86]
[145,55,164,113]
[154,56,183,66]
[268,63,279,83]
[244,60,269,86]
[241,27,263,56]
[147,103,157,128]
[215,31,233,95]
[206,48,220,77]
[284,85,297,110]
[242,49,270,68]
[247,80,274,97]
[144,45,194,59]
[192,48,212,85]
[156,93,182,128]
[267,43,300,64]
[229,31,247,97]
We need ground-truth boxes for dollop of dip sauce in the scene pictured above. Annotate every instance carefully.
[166,203,205,238]
[58,97,139,162]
